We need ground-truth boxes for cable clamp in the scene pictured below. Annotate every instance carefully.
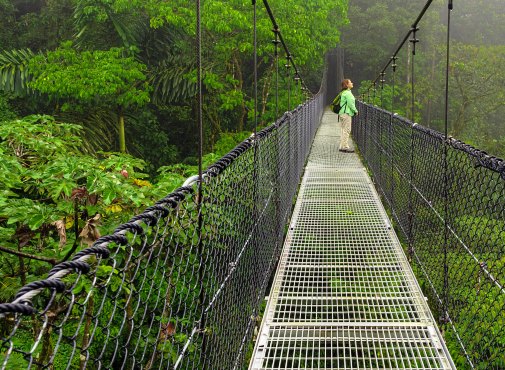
[439,312,450,324]
[183,173,208,187]
[249,132,257,142]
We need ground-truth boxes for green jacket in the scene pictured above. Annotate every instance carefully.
[339,89,358,116]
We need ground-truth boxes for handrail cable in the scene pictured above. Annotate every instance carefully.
[409,26,419,121]
[273,29,280,118]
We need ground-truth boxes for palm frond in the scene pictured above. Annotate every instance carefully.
[57,109,116,154]
[150,57,198,105]
[0,48,36,94]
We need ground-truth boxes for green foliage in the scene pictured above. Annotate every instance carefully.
[0,92,16,121]
[150,54,197,105]
[74,0,149,49]
[25,42,152,153]
[0,115,173,302]
[361,41,505,159]
[28,42,150,108]
[349,1,505,160]
[213,131,251,157]
[341,0,418,85]
[1,0,349,165]
[124,110,179,171]
[448,43,505,153]
[451,0,505,46]
[1,0,75,51]
[144,0,348,133]
[0,114,255,279]
[0,0,16,50]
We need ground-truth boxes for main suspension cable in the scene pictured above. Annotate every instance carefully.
[261,0,312,96]
[368,0,434,96]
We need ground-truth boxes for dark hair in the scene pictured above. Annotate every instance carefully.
[341,79,352,90]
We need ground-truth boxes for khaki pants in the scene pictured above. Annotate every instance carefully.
[339,114,352,150]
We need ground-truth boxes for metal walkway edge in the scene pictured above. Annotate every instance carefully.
[249,109,455,370]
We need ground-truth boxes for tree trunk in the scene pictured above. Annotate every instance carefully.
[37,315,55,370]
[233,54,245,132]
[118,107,126,153]
[406,44,411,116]
[453,102,468,138]
[426,50,437,128]
[80,296,94,370]
[261,62,275,124]
[18,257,26,286]
[202,105,221,151]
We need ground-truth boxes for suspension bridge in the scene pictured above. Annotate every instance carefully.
[248,109,454,369]
[1,0,504,369]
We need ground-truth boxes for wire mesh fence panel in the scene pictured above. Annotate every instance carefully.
[0,89,325,370]
[354,101,505,369]
[0,189,205,370]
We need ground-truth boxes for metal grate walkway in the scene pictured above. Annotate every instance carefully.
[249,109,455,369]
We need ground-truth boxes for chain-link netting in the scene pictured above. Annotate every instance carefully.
[354,101,505,369]
[0,88,327,369]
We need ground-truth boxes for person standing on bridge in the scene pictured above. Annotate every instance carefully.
[338,79,358,153]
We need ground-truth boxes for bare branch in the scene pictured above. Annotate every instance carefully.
[0,245,57,265]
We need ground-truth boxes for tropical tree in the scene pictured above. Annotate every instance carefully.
[149,0,348,129]
[1,0,350,160]
[28,42,150,153]
[448,43,505,154]
[0,0,16,50]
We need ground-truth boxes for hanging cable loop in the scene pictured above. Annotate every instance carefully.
[285,57,292,110]
[272,27,280,118]
[194,0,208,362]
[253,0,258,134]
[409,27,419,121]
[409,26,420,55]
[391,56,397,113]
[380,72,386,107]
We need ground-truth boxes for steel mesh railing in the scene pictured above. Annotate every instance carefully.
[0,91,325,369]
[354,101,505,369]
